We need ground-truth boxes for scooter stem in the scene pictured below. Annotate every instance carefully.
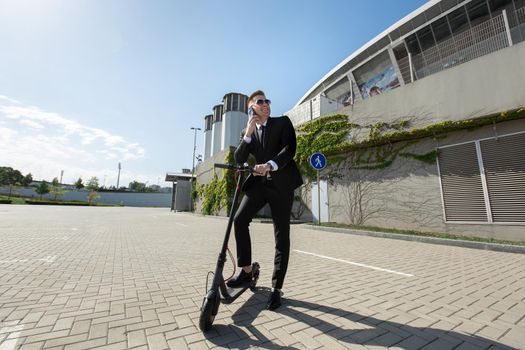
[219,168,245,255]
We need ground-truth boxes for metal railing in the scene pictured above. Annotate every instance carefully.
[399,7,525,81]
[400,12,509,80]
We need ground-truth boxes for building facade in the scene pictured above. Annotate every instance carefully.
[287,0,525,240]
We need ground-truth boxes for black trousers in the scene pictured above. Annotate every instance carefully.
[233,179,294,290]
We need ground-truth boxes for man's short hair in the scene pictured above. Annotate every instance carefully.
[248,90,265,103]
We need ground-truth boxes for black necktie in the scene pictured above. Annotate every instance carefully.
[260,125,266,149]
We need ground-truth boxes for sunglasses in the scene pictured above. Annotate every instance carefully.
[255,98,271,106]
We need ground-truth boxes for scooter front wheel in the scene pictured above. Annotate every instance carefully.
[199,297,216,332]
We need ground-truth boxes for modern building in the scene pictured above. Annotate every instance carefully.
[286,0,525,241]
[204,93,248,161]
[194,93,251,214]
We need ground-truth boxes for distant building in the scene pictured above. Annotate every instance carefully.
[204,92,248,161]
[165,172,194,211]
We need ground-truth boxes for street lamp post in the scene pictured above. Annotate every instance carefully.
[116,162,121,189]
[190,127,201,211]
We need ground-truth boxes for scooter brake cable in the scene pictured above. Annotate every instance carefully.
[224,247,237,282]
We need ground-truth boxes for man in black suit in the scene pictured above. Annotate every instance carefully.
[226,90,303,311]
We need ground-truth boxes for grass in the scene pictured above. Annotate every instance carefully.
[316,222,525,247]
[0,195,117,207]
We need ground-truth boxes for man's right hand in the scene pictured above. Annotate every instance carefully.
[245,115,259,137]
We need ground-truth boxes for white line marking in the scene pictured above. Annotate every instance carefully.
[0,256,57,264]
[38,256,57,263]
[175,222,188,227]
[0,324,24,350]
[293,250,414,277]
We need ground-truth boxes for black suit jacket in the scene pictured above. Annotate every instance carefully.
[234,115,303,193]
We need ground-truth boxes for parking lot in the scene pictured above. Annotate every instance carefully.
[0,205,524,349]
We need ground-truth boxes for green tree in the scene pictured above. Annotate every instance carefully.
[0,167,24,198]
[148,184,161,193]
[35,181,50,200]
[86,177,100,191]
[128,181,146,192]
[21,173,33,187]
[50,177,64,200]
[74,177,84,190]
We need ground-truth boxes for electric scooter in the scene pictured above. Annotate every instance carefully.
[199,163,261,332]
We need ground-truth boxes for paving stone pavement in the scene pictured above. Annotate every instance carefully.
[0,205,524,350]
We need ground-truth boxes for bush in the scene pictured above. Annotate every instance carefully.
[0,199,12,204]
[25,200,90,206]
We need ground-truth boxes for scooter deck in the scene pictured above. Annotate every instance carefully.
[221,280,253,304]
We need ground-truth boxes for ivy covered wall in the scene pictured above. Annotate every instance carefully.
[295,107,525,177]
[295,107,525,240]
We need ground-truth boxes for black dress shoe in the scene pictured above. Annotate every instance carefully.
[226,269,252,288]
[266,290,282,311]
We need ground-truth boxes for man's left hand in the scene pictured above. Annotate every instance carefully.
[253,163,270,176]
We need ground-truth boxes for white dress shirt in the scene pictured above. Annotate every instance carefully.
[243,121,278,171]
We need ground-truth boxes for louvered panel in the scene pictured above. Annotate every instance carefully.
[438,143,487,222]
[480,133,525,223]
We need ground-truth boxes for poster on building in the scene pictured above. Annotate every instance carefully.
[358,65,400,100]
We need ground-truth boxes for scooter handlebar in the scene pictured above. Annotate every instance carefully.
[214,163,260,174]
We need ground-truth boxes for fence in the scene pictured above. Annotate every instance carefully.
[399,8,525,81]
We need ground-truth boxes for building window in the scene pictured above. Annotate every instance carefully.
[239,95,246,113]
[467,0,491,27]
[325,76,353,105]
[480,133,525,222]
[488,0,514,16]
[213,105,223,122]
[438,132,525,223]
[205,115,212,130]
[353,51,399,100]
[417,25,436,51]
[448,6,470,36]
[431,16,452,43]
[405,33,422,54]
[223,95,234,112]
[232,94,239,111]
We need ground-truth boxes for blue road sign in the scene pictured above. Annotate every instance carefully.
[310,153,327,170]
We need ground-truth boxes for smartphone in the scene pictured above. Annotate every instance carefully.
[248,107,256,119]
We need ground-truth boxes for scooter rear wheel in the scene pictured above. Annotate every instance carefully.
[199,297,216,332]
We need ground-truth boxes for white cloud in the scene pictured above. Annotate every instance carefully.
[0,95,20,104]
[19,118,44,129]
[0,95,155,186]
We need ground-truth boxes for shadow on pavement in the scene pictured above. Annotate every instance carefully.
[204,287,517,350]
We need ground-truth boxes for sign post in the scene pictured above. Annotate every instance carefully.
[309,153,327,225]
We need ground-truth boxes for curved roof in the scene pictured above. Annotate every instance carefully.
[295,0,441,107]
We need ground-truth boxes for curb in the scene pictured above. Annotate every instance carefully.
[301,224,525,255]
[255,219,305,225]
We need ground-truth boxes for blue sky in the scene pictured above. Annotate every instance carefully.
[0,0,427,187]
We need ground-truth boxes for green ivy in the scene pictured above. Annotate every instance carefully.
[399,150,438,164]
[195,149,237,215]
[296,114,354,179]
[294,107,525,179]
[337,108,525,154]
